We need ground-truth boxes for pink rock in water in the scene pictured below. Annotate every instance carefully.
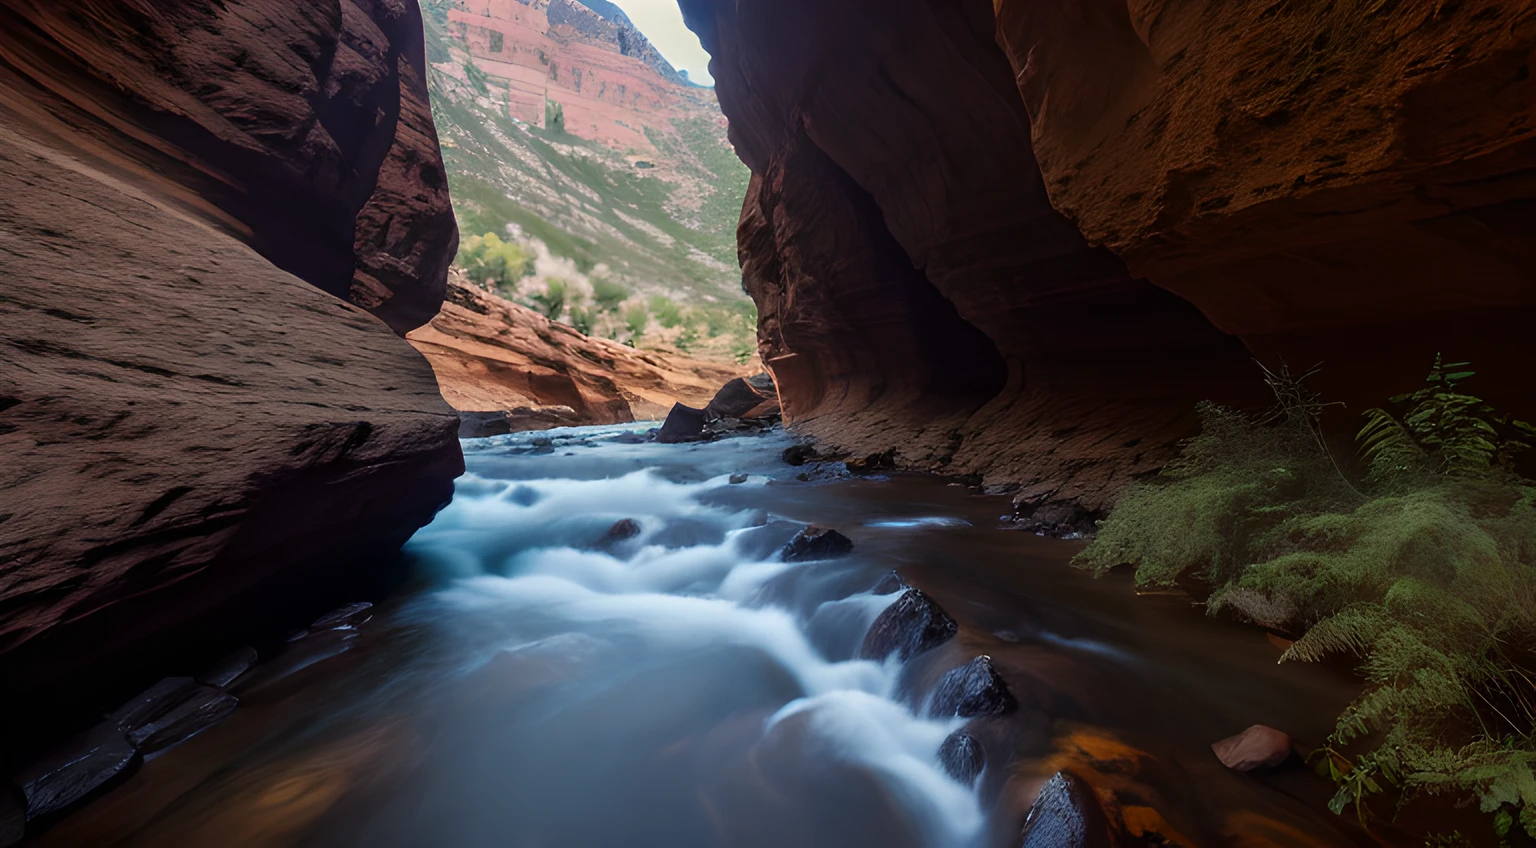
[1212,725,1294,772]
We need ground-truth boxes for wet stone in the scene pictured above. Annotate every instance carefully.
[313,602,374,630]
[729,473,749,485]
[1212,725,1294,772]
[233,629,359,695]
[656,403,707,444]
[780,526,854,562]
[197,647,258,688]
[108,677,195,732]
[597,518,643,549]
[938,730,984,785]
[126,685,238,755]
[929,656,1017,719]
[1019,771,1115,848]
[13,722,138,820]
[870,570,908,595]
[732,520,808,561]
[860,589,958,661]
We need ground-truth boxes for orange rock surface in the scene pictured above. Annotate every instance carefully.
[409,276,751,423]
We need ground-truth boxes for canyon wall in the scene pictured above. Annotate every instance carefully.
[0,0,461,720]
[682,0,1536,522]
[441,0,716,151]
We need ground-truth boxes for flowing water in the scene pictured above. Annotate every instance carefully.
[43,425,1374,847]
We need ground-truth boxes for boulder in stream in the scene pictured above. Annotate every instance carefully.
[1212,725,1294,772]
[597,519,643,549]
[11,722,138,821]
[860,589,958,660]
[197,647,259,688]
[656,403,708,443]
[870,570,908,595]
[780,526,854,562]
[938,730,984,785]
[1018,771,1116,848]
[108,676,240,755]
[929,656,1017,718]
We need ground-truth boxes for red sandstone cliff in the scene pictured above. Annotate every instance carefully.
[682,0,1536,520]
[439,0,718,152]
[410,275,750,425]
[0,0,461,718]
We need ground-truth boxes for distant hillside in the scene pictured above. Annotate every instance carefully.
[422,0,755,363]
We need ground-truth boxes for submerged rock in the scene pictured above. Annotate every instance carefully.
[870,570,908,595]
[108,677,196,732]
[1212,725,1294,772]
[1019,771,1116,848]
[313,602,375,631]
[197,647,259,689]
[597,519,644,550]
[929,656,1017,718]
[860,589,958,660]
[125,686,238,755]
[233,629,360,695]
[657,403,708,443]
[729,473,750,485]
[938,730,984,785]
[12,722,138,820]
[780,526,854,562]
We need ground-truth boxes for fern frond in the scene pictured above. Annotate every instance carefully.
[1283,604,1387,663]
[1359,408,1427,483]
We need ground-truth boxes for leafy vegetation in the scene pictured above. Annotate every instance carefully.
[458,232,535,290]
[1076,358,1536,840]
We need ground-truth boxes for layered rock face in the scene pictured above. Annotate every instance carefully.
[683,0,1536,510]
[0,0,456,334]
[442,0,716,151]
[0,0,461,720]
[409,275,750,425]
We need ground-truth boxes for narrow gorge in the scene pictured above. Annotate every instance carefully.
[2,0,1534,846]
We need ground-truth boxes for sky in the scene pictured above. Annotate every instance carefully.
[606,0,715,86]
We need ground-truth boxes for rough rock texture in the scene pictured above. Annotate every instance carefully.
[1019,771,1118,848]
[409,275,750,424]
[0,114,460,724]
[441,0,717,151]
[0,0,456,334]
[860,589,959,661]
[779,527,855,563]
[681,0,1536,509]
[938,730,984,785]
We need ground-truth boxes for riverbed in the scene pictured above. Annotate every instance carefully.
[41,424,1370,847]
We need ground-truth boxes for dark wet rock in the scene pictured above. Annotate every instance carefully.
[657,403,708,443]
[1011,495,1102,540]
[125,685,238,755]
[938,730,984,785]
[845,450,897,474]
[780,526,854,562]
[108,677,196,732]
[232,629,359,695]
[782,443,820,466]
[1212,725,1294,772]
[870,570,908,595]
[706,374,780,421]
[597,519,644,550]
[1,785,24,846]
[930,656,1017,718]
[13,722,138,820]
[313,602,374,631]
[1019,771,1116,848]
[729,473,750,484]
[860,589,958,661]
[458,407,582,438]
[197,647,259,688]
[733,521,808,561]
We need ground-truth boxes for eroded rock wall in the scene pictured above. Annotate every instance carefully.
[0,0,456,334]
[683,0,1256,513]
[0,0,461,721]
[684,0,1536,512]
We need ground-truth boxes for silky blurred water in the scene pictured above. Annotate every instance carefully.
[42,424,1372,848]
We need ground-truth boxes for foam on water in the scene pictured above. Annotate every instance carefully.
[406,448,986,847]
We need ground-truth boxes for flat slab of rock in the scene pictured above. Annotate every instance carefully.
[929,656,1017,718]
[938,730,984,785]
[1212,725,1293,772]
[313,602,374,630]
[126,686,238,755]
[860,589,957,661]
[13,722,138,820]
[656,403,707,443]
[1019,771,1116,848]
[198,647,259,688]
[108,677,196,732]
[780,526,854,562]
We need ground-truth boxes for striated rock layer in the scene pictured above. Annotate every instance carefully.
[0,0,457,335]
[0,0,461,729]
[409,275,751,424]
[682,0,1536,512]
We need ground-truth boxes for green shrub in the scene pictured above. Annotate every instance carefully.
[1076,360,1536,838]
[458,232,535,288]
[591,277,629,312]
[528,278,568,321]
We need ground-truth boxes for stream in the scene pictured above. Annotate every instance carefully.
[42,425,1373,847]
